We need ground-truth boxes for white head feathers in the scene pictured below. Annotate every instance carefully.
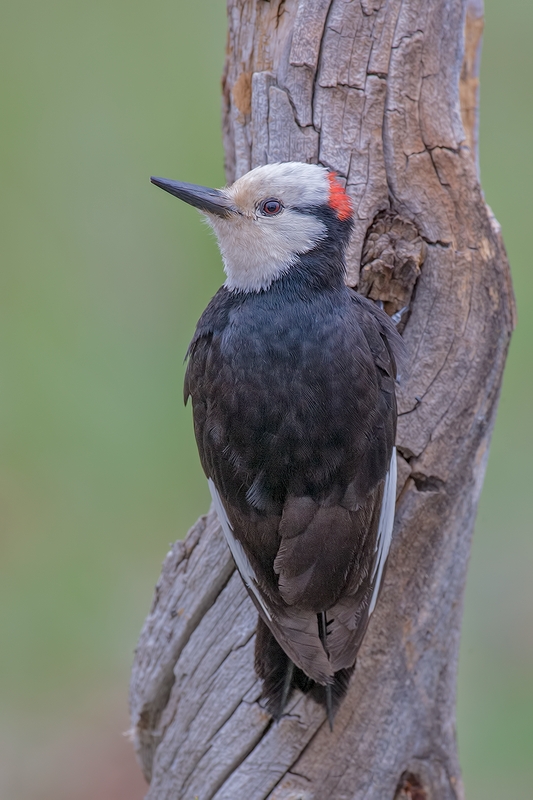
[207,163,332,293]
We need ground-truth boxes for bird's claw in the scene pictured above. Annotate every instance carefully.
[391,305,409,326]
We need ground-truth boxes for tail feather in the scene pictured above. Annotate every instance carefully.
[254,615,293,719]
[255,616,354,724]
[317,611,334,730]
[307,664,355,709]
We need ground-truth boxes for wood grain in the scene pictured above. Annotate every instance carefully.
[130,1,514,797]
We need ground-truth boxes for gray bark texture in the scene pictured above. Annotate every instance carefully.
[129,1,515,797]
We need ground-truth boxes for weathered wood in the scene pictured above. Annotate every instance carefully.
[130,1,515,797]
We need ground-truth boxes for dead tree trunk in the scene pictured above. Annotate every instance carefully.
[129,1,514,797]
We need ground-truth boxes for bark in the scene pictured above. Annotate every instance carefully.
[129,1,515,798]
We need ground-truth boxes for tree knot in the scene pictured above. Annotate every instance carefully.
[358,211,426,319]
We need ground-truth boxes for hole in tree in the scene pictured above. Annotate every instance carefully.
[394,771,427,800]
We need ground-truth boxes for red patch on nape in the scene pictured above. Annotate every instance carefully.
[327,172,353,221]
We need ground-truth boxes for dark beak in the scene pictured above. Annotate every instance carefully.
[150,176,236,218]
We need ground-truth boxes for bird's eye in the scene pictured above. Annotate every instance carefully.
[260,198,283,216]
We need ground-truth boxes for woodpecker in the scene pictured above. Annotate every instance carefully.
[151,162,405,726]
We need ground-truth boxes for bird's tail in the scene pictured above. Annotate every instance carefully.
[254,616,354,724]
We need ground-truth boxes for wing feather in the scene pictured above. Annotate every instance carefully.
[369,447,397,613]
[208,479,272,621]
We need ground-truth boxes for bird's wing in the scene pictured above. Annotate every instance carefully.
[209,447,396,683]
[208,478,272,622]
[369,446,397,615]
[209,478,334,682]
[325,448,396,672]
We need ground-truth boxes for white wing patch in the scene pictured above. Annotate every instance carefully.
[208,478,272,621]
[369,448,397,615]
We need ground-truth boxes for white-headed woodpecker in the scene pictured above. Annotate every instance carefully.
[151,162,405,726]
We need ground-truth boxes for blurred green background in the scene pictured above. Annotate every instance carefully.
[0,1,530,798]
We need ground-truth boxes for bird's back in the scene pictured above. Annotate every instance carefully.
[185,276,403,715]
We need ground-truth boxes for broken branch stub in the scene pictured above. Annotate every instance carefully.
[130,1,514,798]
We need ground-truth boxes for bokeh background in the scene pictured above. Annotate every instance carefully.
[0,1,531,798]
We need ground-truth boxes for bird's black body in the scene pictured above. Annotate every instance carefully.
[184,203,404,718]
[151,162,404,721]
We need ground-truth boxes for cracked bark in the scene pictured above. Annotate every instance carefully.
[129,1,514,798]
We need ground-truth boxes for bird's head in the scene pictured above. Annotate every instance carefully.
[151,162,353,293]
